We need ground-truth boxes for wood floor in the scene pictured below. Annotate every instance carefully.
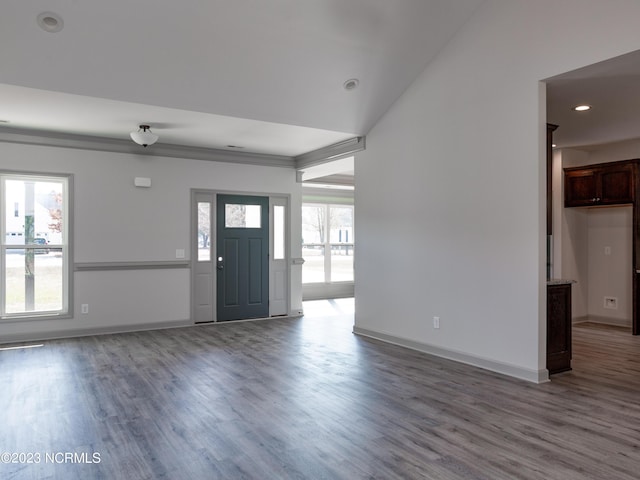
[2,310,640,479]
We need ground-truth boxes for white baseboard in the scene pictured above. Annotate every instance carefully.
[353,326,549,384]
[0,319,193,345]
[572,315,589,324]
[577,315,632,328]
[0,314,303,346]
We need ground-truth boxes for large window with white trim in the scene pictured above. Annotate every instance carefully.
[1,174,69,318]
[302,203,354,284]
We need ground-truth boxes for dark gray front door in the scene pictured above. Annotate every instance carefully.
[216,194,269,321]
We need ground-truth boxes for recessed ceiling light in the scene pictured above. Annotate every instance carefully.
[37,12,64,33]
[343,78,359,91]
[572,104,591,112]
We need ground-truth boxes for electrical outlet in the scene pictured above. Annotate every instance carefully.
[604,246,612,256]
[604,297,618,310]
[81,304,89,314]
[433,316,440,329]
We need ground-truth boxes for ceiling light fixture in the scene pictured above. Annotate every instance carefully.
[130,125,159,147]
[572,104,592,112]
[343,78,359,91]
[37,12,64,33]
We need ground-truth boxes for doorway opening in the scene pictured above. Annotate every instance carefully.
[298,157,355,302]
[544,49,640,376]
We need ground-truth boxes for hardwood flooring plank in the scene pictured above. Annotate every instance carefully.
[3,314,640,479]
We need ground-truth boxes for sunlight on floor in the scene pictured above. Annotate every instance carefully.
[302,297,354,318]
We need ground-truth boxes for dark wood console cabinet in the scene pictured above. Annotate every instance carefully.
[564,160,635,207]
[547,282,572,374]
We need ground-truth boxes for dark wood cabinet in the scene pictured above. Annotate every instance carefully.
[547,283,572,374]
[564,160,635,207]
[601,165,635,204]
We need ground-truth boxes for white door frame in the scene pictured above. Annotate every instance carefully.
[191,189,291,322]
[269,196,289,316]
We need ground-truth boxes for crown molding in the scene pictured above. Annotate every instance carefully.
[295,136,365,170]
[304,174,354,186]
[0,126,295,168]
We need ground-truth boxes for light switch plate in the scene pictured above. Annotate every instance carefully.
[134,177,152,188]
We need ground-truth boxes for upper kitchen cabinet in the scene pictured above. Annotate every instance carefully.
[564,160,637,207]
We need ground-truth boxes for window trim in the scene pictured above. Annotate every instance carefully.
[0,171,73,321]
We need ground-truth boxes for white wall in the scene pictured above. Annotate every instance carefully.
[0,141,302,342]
[555,148,589,320]
[586,138,640,164]
[584,139,640,327]
[355,0,640,382]
[587,207,633,325]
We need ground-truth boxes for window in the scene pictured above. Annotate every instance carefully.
[273,205,285,260]
[197,202,211,262]
[328,206,353,282]
[1,174,70,318]
[302,203,354,283]
[225,204,261,228]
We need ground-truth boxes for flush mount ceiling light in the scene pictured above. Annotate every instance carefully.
[130,125,159,147]
[343,78,359,91]
[37,12,64,33]
[572,104,592,112]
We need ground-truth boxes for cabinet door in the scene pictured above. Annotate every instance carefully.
[547,284,572,374]
[564,169,597,207]
[600,165,634,204]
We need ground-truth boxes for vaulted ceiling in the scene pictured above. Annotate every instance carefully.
[0,0,485,159]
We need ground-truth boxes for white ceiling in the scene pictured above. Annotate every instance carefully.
[0,0,484,158]
[547,49,640,150]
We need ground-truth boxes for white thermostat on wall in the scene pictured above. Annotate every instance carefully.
[134,177,152,188]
